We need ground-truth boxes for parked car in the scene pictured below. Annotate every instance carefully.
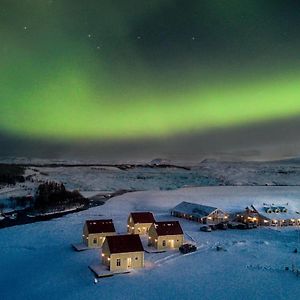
[227,222,240,229]
[179,244,197,254]
[209,224,217,230]
[216,222,228,230]
[236,223,247,230]
[200,225,212,232]
[246,222,257,229]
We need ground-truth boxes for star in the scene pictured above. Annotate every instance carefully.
[24,26,28,30]
[88,34,92,38]
[191,36,196,40]
[136,36,141,40]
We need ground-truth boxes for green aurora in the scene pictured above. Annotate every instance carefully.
[1,0,300,141]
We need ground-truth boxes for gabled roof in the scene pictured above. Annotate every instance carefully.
[85,219,116,234]
[106,234,144,254]
[153,221,183,236]
[130,212,155,224]
[171,201,218,218]
[251,205,299,220]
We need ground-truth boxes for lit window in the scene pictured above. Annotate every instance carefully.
[116,259,121,266]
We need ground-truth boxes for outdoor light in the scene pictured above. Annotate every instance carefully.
[101,253,105,257]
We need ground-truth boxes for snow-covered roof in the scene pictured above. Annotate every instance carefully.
[252,205,300,220]
[171,201,219,218]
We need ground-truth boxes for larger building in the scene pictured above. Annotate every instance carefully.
[236,204,300,226]
[171,201,228,224]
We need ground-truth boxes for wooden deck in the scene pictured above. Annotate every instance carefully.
[71,243,91,252]
[89,264,131,278]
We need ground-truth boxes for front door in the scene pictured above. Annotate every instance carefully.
[169,239,174,248]
[127,257,132,268]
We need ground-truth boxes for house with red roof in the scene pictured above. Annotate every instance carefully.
[101,234,144,272]
[83,219,116,248]
[127,212,155,235]
[148,221,184,250]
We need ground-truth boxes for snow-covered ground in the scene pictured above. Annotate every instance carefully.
[2,157,300,211]
[1,186,300,300]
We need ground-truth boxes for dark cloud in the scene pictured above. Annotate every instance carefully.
[1,116,300,162]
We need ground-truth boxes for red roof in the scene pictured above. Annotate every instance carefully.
[130,212,155,224]
[85,219,116,234]
[106,234,144,254]
[153,221,183,236]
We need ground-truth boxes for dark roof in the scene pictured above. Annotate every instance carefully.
[106,234,144,254]
[153,221,183,236]
[171,201,218,218]
[130,212,155,224]
[85,219,116,234]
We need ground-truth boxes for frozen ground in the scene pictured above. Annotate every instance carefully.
[1,186,300,300]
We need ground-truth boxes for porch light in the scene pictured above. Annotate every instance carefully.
[108,258,110,261]
[264,220,268,223]
[224,216,228,219]
[127,225,129,227]
[101,253,105,257]
[291,219,295,222]
[207,217,212,220]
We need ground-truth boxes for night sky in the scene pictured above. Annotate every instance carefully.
[1,1,300,160]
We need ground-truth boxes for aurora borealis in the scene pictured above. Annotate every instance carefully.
[1,1,300,159]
